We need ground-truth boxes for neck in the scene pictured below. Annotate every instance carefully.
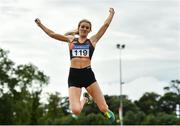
[78,36,87,43]
[79,35,87,39]
[79,36,87,40]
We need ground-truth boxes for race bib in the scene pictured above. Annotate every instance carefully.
[72,45,89,57]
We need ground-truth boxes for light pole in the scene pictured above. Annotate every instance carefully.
[176,104,180,118]
[116,44,125,126]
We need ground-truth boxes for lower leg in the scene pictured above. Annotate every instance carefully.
[80,97,87,109]
[86,82,115,122]
[98,104,115,122]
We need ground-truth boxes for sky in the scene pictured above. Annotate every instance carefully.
[0,0,179,101]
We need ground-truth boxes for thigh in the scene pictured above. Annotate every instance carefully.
[86,82,107,107]
[68,87,82,108]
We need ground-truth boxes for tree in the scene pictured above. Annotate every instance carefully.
[74,113,110,125]
[158,92,178,114]
[164,80,180,96]
[164,80,180,106]
[30,91,43,125]
[142,114,157,124]
[40,92,66,124]
[0,48,49,124]
[135,92,160,114]
[124,111,145,125]
[0,93,14,124]
[155,112,180,125]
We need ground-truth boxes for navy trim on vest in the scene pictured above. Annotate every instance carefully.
[69,38,95,60]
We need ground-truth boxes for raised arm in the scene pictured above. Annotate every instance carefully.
[35,18,73,43]
[90,8,115,45]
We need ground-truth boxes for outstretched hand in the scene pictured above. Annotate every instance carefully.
[35,18,41,26]
[109,8,115,15]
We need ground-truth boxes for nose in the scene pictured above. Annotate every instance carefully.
[82,27,87,30]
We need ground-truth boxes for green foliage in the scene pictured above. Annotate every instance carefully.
[124,111,145,125]
[55,115,75,125]
[156,112,179,125]
[124,111,137,124]
[164,80,180,96]
[74,113,110,125]
[158,92,178,114]
[123,98,139,114]
[142,114,157,124]
[0,48,49,124]
[135,92,160,114]
[0,93,14,124]
[0,48,180,125]
[105,95,120,113]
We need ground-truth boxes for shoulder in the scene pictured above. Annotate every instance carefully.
[89,36,96,47]
[88,38,96,48]
[66,35,75,43]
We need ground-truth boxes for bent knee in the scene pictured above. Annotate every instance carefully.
[70,106,82,115]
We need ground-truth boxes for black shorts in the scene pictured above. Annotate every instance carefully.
[68,66,96,88]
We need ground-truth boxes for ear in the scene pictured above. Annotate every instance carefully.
[88,29,91,33]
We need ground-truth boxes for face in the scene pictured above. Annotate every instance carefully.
[78,22,91,37]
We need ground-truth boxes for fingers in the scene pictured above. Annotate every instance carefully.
[35,18,40,23]
[109,8,115,14]
[35,18,41,26]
